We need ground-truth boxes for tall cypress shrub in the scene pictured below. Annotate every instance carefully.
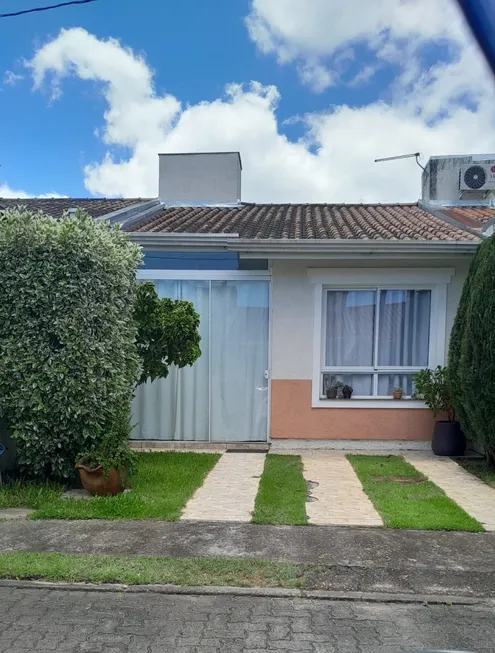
[449,236,495,463]
[448,247,479,443]
[0,208,142,480]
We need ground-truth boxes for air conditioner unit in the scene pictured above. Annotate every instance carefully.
[460,163,495,191]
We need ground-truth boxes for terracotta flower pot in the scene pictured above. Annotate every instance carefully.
[75,464,127,496]
[393,391,403,400]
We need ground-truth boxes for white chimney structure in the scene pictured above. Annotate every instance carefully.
[158,152,242,205]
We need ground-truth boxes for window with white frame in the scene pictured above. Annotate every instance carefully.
[310,268,452,406]
[321,288,432,398]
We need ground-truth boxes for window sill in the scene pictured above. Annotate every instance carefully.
[312,398,428,409]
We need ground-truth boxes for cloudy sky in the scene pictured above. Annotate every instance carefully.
[1,0,494,202]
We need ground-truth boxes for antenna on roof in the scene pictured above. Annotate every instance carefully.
[374,152,425,171]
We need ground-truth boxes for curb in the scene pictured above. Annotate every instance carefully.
[0,579,493,606]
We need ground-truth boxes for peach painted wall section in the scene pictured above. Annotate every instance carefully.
[271,380,435,440]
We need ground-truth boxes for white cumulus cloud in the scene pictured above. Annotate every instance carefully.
[26,24,495,203]
[245,0,473,91]
[0,184,66,198]
[3,71,24,86]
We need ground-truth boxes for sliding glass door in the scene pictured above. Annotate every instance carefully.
[132,276,270,442]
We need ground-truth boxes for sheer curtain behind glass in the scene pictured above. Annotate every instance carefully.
[210,281,269,441]
[132,280,210,441]
[377,290,431,395]
[325,291,375,395]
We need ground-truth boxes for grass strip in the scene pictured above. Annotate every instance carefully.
[0,552,300,588]
[30,452,220,521]
[453,457,495,488]
[347,454,483,532]
[0,481,63,510]
[252,454,308,525]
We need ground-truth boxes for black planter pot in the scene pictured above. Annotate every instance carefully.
[342,390,353,399]
[326,388,338,399]
[431,421,466,456]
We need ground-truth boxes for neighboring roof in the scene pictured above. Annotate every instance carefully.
[440,206,495,231]
[125,203,480,241]
[0,198,149,220]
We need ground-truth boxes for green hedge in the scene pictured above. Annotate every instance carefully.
[448,236,495,462]
[0,208,142,480]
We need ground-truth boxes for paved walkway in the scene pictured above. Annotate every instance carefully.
[181,453,266,522]
[302,452,383,526]
[2,586,494,653]
[405,452,495,531]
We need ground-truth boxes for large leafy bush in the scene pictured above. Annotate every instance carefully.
[448,236,495,463]
[0,208,142,480]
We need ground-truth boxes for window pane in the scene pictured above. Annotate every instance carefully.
[325,291,376,366]
[211,281,269,442]
[378,374,415,397]
[323,373,373,396]
[378,290,431,366]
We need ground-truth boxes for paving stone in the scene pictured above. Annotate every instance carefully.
[302,453,383,526]
[0,508,34,520]
[405,451,495,531]
[181,453,266,522]
[61,489,131,500]
[61,489,93,500]
[1,587,495,653]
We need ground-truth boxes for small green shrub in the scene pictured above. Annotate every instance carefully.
[134,281,201,385]
[413,366,454,421]
[0,208,142,481]
[75,405,137,481]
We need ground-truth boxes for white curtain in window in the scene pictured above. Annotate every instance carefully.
[131,280,210,441]
[210,281,269,442]
[378,290,431,366]
[325,291,376,366]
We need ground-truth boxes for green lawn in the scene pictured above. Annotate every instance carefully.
[0,552,300,588]
[348,454,483,532]
[0,481,63,509]
[1,452,220,521]
[252,454,308,525]
[454,457,495,488]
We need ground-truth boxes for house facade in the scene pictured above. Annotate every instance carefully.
[2,152,494,448]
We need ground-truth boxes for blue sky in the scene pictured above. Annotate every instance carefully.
[1,0,494,202]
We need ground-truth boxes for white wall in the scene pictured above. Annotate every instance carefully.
[158,152,241,204]
[271,257,470,380]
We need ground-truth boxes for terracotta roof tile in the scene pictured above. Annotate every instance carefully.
[442,206,495,230]
[126,203,479,242]
[0,198,149,220]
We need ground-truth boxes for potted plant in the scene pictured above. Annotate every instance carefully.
[342,384,353,399]
[326,380,343,399]
[392,387,403,400]
[75,416,137,496]
[413,366,465,456]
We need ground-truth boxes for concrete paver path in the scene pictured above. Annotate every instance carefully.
[181,453,265,522]
[405,452,495,531]
[302,452,383,526]
[0,509,34,520]
[2,586,495,653]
